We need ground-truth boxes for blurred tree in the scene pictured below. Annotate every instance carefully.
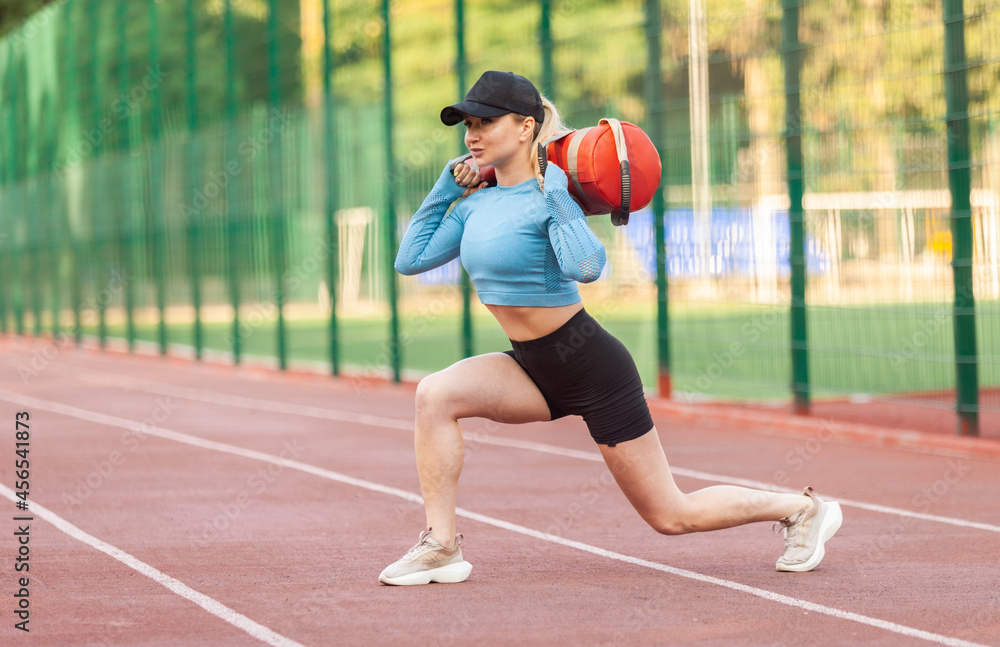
[0,0,55,40]
[3,0,996,200]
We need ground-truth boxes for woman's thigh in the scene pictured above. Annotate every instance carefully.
[417,352,552,425]
[598,429,686,520]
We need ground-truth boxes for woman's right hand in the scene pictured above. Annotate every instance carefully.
[453,162,488,198]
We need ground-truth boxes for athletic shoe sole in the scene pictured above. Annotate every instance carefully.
[379,560,473,586]
[776,501,843,573]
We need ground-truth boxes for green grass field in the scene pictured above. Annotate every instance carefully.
[74,300,1000,404]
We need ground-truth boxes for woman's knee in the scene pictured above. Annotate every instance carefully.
[645,499,699,535]
[414,371,458,421]
[649,516,697,536]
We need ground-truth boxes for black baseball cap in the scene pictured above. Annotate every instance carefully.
[440,71,545,126]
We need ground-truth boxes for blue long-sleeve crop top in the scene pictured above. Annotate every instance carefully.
[394,161,606,307]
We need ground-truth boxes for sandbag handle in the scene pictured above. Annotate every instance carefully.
[537,131,577,193]
[600,118,631,226]
[537,142,548,181]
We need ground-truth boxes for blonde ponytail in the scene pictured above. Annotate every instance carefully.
[511,95,569,176]
[529,95,569,175]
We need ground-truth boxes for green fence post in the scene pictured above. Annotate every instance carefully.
[14,183,23,337]
[0,59,16,337]
[29,177,42,338]
[38,82,58,340]
[27,99,41,338]
[0,86,9,335]
[456,0,473,359]
[539,0,554,99]
[12,180,22,338]
[67,3,82,346]
[383,0,401,383]
[646,0,670,398]
[49,162,61,339]
[40,172,53,341]
[149,0,167,355]
[53,6,69,343]
[89,0,108,349]
[11,182,21,337]
[118,0,135,352]
[20,35,41,339]
[185,0,203,360]
[782,0,809,415]
[224,0,242,365]
[48,107,61,339]
[71,205,82,346]
[267,0,288,371]
[36,174,51,341]
[11,54,24,337]
[0,70,4,336]
[942,0,979,436]
[323,0,341,376]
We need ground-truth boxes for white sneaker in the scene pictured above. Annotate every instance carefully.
[379,528,473,586]
[774,487,843,572]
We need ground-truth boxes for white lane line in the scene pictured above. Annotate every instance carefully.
[0,389,985,647]
[51,371,1000,535]
[0,484,304,647]
[54,366,415,430]
[455,509,986,647]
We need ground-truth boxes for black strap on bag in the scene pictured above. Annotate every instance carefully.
[603,118,632,226]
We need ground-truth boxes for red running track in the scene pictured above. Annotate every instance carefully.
[0,335,998,647]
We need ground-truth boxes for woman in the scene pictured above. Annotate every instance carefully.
[380,71,841,586]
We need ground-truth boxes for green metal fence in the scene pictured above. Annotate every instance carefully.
[1,0,998,435]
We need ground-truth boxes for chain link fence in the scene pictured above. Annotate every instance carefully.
[0,0,996,434]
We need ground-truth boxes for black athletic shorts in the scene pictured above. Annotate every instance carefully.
[503,308,654,446]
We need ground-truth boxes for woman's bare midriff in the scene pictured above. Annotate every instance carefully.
[486,302,584,342]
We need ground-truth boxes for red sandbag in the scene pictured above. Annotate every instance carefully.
[542,118,661,226]
[453,118,661,226]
